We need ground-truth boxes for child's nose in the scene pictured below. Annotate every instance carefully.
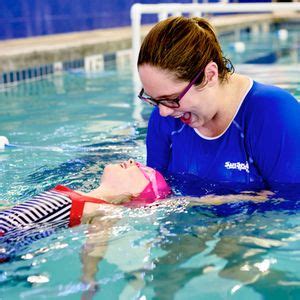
[128,158,135,165]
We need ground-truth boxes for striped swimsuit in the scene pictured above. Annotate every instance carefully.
[0,190,71,236]
[0,185,109,237]
[0,186,110,261]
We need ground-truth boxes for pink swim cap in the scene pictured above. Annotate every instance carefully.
[127,163,171,206]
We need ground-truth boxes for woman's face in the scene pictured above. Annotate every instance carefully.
[100,159,150,196]
[138,64,219,130]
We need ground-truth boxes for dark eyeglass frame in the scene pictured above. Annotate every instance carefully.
[138,68,204,108]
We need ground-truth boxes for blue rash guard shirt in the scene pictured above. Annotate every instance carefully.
[146,80,300,194]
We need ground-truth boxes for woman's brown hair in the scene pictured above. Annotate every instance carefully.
[138,16,234,85]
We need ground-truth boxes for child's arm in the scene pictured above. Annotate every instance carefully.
[80,214,119,298]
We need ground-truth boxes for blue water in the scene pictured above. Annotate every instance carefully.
[1,25,300,299]
[0,68,149,201]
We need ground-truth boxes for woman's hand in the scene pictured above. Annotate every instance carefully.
[187,190,274,206]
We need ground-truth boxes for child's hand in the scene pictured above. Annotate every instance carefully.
[81,280,99,300]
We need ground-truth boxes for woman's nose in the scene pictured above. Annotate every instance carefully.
[158,104,174,117]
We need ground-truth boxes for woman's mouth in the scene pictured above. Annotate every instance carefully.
[180,112,192,124]
[174,113,184,118]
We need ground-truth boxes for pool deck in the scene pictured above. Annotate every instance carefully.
[0,12,299,73]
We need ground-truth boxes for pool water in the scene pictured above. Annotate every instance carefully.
[1,24,300,299]
[0,68,148,201]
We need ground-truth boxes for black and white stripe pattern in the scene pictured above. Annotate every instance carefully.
[0,190,72,234]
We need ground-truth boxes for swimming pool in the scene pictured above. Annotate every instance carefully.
[1,24,300,299]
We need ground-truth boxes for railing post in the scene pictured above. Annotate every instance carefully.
[131,2,300,86]
[130,4,142,86]
[158,12,169,21]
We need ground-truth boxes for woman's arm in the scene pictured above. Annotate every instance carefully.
[186,190,274,206]
[247,86,300,187]
[146,108,172,172]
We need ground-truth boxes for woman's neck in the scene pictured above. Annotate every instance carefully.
[196,74,250,137]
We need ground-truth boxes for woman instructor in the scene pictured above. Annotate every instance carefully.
[137,16,300,192]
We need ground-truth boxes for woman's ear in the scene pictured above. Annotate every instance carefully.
[204,61,219,87]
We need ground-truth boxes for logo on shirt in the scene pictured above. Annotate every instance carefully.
[224,161,249,173]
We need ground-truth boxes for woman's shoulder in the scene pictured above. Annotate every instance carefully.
[247,80,298,107]
[240,79,300,133]
[240,80,299,123]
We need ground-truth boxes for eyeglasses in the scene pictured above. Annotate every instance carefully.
[138,68,204,108]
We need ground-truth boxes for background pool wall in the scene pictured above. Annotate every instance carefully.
[130,2,300,86]
[1,1,299,89]
[0,47,133,89]
[0,0,272,40]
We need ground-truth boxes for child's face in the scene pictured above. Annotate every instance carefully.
[100,160,150,196]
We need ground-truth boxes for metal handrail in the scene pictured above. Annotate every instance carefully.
[130,2,300,84]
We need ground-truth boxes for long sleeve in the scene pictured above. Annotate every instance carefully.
[146,108,173,173]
